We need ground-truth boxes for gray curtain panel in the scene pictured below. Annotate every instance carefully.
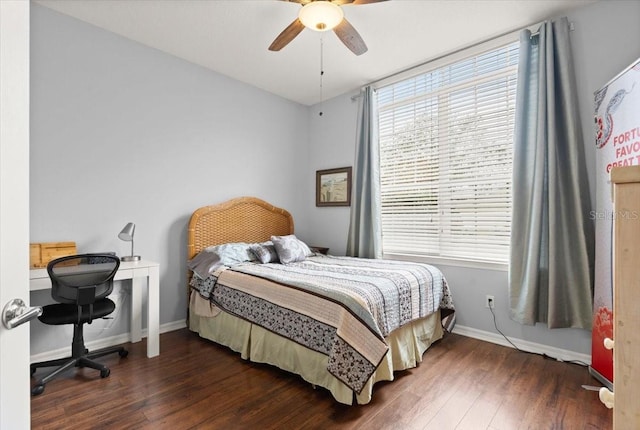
[346,86,382,259]
[509,17,595,329]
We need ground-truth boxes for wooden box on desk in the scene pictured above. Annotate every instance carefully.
[30,242,77,268]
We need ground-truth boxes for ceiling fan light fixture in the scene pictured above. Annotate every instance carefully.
[298,1,344,32]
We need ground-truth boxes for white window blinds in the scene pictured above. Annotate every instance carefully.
[377,42,519,264]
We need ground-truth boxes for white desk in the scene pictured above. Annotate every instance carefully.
[30,259,160,358]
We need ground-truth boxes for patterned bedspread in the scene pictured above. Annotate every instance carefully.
[190,255,454,393]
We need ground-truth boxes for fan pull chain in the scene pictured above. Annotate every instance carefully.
[319,36,324,117]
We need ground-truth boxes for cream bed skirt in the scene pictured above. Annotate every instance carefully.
[189,292,444,405]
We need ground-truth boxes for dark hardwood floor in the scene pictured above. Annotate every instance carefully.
[31,329,612,429]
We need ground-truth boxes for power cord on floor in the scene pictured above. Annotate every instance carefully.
[488,302,589,367]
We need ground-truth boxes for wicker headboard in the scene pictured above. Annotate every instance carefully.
[187,196,294,260]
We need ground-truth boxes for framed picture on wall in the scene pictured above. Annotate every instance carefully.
[316,167,352,207]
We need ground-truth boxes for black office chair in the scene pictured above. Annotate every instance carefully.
[30,254,128,396]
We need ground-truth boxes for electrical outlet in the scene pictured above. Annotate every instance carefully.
[485,295,495,309]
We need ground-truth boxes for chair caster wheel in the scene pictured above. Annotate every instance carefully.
[119,349,128,358]
[32,385,44,396]
[100,368,110,378]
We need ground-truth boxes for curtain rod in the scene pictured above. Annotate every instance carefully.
[352,17,574,101]
[529,20,575,38]
[350,24,525,101]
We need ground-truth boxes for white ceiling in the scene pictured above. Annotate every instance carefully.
[35,0,597,106]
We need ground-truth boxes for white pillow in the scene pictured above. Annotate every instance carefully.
[206,242,255,266]
[188,242,255,278]
[250,241,279,264]
[271,235,312,264]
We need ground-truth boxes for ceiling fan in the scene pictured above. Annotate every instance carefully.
[268,0,388,56]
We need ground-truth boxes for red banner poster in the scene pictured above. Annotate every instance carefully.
[591,58,640,387]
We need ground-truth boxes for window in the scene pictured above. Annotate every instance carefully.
[376,41,519,265]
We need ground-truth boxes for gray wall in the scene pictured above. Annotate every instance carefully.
[295,96,359,252]
[29,5,309,354]
[30,0,640,358]
[305,0,640,355]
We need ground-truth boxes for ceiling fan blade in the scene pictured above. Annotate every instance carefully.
[269,19,306,51]
[333,18,368,55]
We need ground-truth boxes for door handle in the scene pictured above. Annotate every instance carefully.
[2,298,42,329]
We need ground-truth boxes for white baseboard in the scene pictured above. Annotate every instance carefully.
[31,320,590,367]
[160,319,188,334]
[452,324,591,365]
[30,319,187,362]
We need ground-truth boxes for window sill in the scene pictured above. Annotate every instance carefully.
[383,253,508,272]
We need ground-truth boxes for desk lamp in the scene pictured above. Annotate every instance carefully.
[118,222,141,262]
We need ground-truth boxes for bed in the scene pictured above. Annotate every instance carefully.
[187,196,455,405]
